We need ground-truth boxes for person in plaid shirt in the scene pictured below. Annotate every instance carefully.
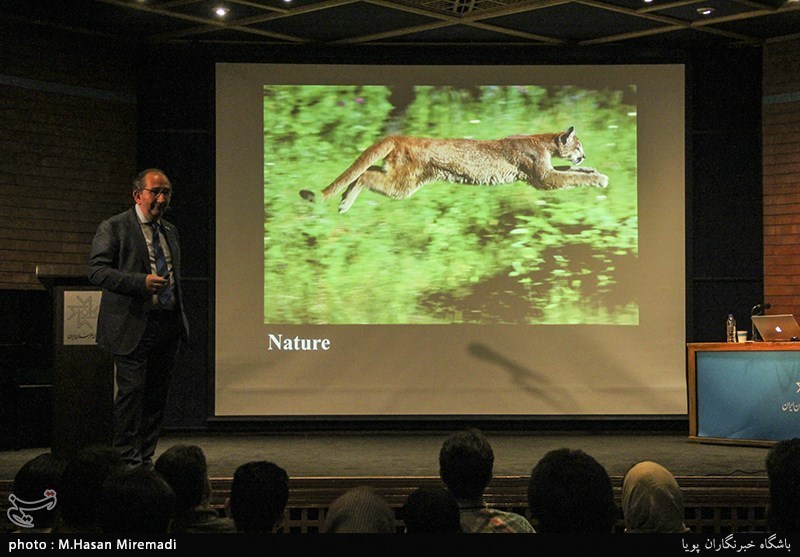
[439,428,535,533]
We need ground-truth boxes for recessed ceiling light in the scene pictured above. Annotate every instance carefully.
[214,5,229,17]
[696,7,715,15]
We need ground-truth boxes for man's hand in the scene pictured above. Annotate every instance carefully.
[146,274,169,294]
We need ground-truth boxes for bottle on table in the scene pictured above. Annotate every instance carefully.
[726,314,736,343]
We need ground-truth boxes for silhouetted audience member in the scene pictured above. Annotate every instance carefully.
[226,460,289,533]
[402,485,463,533]
[323,486,397,533]
[52,444,127,533]
[439,428,535,533]
[9,452,66,532]
[766,437,800,534]
[154,444,236,533]
[98,466,176,533]
[621,460,689,533]
[528,448,620,534]
[527,447,618,533]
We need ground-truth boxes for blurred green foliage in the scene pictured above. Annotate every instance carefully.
[263,85,637,324]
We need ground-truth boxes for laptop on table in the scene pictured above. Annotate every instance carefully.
[752,314,800,342]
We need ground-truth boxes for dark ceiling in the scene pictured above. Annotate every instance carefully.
[2,0,799,49]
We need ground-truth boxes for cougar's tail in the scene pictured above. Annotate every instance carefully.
[322,137,395,199]
[299,137,395,204]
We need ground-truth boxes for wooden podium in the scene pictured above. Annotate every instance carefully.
[687,341,800,447]
[37,264,113,460]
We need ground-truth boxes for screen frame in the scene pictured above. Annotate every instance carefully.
[213,62,687,423]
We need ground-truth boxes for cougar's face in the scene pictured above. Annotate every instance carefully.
[561,136,586,165]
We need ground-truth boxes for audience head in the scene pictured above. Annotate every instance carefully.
[402,485,462,533]
[323,486,396,533]
[227,460,289,533]
[439,428,494,499]
[154,444,211,514]
[98,466,176,533]
[55,444,127,533]
[621,460,688,533]
[10,452,66,531]
[527,447,618,533]
[766,437,800,534]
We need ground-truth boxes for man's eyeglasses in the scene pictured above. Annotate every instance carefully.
[142,187,172,198]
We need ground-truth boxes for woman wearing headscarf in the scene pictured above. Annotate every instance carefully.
[621,460,690,533]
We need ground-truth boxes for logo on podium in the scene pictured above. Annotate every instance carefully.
[63,291,101,345]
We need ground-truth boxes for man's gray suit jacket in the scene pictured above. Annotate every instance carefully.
[88,206,190,355]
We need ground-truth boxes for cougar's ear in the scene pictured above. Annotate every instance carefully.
[559,126,575,145]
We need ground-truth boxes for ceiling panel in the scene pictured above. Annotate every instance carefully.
[0,0,797,47]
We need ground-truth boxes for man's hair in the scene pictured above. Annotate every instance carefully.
[323,486,396,533]
[154,444,209,513]
[132,168,169,192]
[766,437,800,534]
[229,461,289,533]
[99,467,176,534]
[438,428,494,499]
[12,452,67,529]
[56,445,127,531]
[527,447,619,533]
[402,485,462,533]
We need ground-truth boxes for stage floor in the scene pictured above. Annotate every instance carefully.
[0,430,771,480]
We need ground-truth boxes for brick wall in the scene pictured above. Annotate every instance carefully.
[763,37,800,315]
[0,22,137,290]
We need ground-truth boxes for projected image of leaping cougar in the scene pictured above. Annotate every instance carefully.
[300,126,609,214]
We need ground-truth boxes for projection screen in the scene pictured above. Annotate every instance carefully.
[215,63,686,418]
